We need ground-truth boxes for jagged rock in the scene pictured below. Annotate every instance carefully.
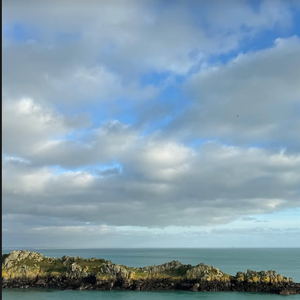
[191,283,200,291]
[4,250,30,268]
[142,260,183,273]
[186,263,227,281]
[98,263,129,280]
[2,251,299,295]
[28,252,43,262]
[67,262,83,278]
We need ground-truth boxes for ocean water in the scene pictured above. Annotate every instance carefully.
[2,248,300,300]
[3,289,300,300]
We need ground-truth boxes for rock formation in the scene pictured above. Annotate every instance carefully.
[2,250,299,295]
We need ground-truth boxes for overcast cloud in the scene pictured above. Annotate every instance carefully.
[2,0,300,248]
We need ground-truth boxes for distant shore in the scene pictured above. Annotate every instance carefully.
[2,250,300,295]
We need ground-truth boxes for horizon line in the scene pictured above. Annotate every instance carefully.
[2,247,300,250]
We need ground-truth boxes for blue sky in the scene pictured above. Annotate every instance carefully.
[2,0,300,248]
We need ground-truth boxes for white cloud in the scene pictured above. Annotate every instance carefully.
[3,0,294,107]
[2,98,88,157]
[172,36,300,150]
[2,139,300,228]
[2,0,300,248]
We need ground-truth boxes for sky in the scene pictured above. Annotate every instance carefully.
[2,0,300,249]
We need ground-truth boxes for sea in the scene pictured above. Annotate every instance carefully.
[2,248,300,299]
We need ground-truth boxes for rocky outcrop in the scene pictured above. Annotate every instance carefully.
[236,269,293,284]
[2,250,300,295]
[186,263,230,281]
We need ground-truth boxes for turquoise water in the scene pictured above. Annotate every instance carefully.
[2,248,300,299]
[3,289,300,300]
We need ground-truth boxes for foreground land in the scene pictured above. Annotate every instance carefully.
[2,250,300,295]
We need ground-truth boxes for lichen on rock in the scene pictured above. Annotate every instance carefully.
[2,250,299,295]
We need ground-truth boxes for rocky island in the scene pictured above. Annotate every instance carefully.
[2,250,300,295]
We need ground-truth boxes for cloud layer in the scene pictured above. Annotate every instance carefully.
[2,0,300,247]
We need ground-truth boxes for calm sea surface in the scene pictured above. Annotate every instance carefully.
[2,248,300,300]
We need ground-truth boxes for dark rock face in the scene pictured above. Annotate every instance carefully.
[2,250,300,295]
[3,276,300,294]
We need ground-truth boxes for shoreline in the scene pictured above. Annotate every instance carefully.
[2,250,300,295]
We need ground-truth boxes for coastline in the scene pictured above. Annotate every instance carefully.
[2,250,300,295]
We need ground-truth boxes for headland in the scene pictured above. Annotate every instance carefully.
[2,250,299,295]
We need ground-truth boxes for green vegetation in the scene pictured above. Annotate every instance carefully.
[1,250,293,284]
